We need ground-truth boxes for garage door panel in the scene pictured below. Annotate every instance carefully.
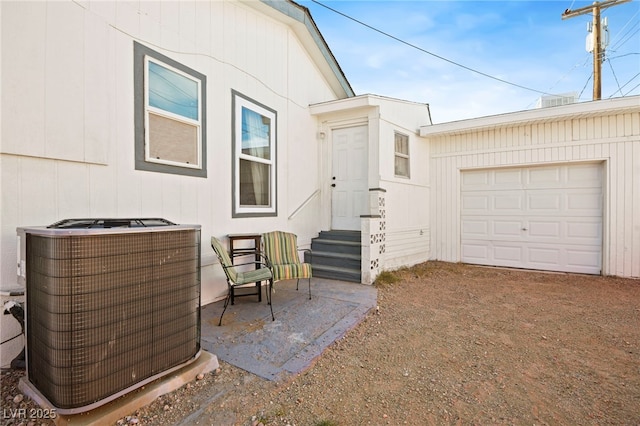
[463,217,525,241]
[462,192,525,215]
[465,218,599,245]
[524,189,562,211]
[461,163,602,275]
[567,221,601,239]
[526,219,600,245]
[462,195,489,212]
[494,194,523,211]
[463,169,528,191]
[462,243,489,262]
[493,220,524,238]
[528,193,561,212]
[462,220,489,237]
[527,166,561,187]
[567,163,602,187]
[567,190,602,213]
[527,221,561,238]
[528,246,562,266]
[493,244,523,262]
[523,189,601,216]
[495,169,524,186]
[462,170,490,187]
[567,248,601,270]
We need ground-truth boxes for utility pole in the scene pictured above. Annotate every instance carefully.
[562,0,631,100]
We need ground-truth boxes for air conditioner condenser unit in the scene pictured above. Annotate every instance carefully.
[17,219,202,414]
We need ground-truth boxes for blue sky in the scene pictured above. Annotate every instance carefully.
[298,0,640,123]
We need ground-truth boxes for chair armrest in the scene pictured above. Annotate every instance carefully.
[230,250,273,269]
[297,247,312,263]
[222,260,271,271]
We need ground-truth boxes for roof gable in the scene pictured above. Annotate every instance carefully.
[244,0,354,99]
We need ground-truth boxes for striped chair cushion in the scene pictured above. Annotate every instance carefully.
[271,263,312,281]
[262,231,312,281]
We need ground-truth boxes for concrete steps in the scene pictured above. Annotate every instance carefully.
[306,230,361,283]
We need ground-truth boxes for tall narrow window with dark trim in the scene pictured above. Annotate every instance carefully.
[134,42,207,177]
[394,132,410,178]
[232,91,277,217]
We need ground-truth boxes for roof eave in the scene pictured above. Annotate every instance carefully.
[420,96,640,137]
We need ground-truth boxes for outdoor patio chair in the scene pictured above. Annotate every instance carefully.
[210,236,274,326]
[261,231,312,300]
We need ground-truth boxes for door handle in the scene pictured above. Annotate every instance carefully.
[331,184,336,187]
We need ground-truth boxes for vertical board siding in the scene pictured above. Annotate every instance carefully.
[633,141,640,278]
[0,0,339,300]
[429,111,640,278]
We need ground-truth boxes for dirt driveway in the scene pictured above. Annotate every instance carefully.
[2,261,639,425]
[240,261,640,425]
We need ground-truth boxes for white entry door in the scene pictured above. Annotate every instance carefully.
[461,163,603,274]
[331,125,368,230]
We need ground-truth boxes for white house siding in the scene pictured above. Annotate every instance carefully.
[377,100,431,270]
[421,97,640,278]
[382,182,431,269]
[310,95,432,272]
[0,0,350,304]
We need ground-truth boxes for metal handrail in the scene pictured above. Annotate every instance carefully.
[288,189,321,220]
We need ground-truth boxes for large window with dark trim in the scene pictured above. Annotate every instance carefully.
[134,42,207,177]
[232,91,277,217]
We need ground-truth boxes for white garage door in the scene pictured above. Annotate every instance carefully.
[461,163,602,274]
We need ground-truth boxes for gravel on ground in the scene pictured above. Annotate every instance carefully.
[2,261,639,425]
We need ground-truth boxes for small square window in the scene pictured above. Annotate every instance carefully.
[134,42,207,177]
[394,132,410,178]
[232,91,277,217]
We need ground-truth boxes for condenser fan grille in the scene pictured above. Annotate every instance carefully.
[24,225,201,412]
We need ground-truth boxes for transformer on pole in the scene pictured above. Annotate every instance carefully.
[561,0,631,100]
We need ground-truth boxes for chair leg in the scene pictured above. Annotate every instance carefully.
[295,278,311,299]
[218,291,231,326]
[267,278,275,321]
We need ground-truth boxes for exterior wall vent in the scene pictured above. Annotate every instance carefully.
[17,219,201,414]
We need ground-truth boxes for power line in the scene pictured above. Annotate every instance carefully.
[608,8,640,51]
[309,0,550,96]
[606,52,640,96]
[578,73,594,99]
[608,71,640,97]
[624,80,640,96]
[526,55,591,108]
[606,58,623,95]
[608,52,640,60]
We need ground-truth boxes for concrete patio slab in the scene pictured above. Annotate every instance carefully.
[200,278,377,381]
